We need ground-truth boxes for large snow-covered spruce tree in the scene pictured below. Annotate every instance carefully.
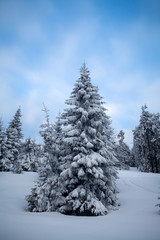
[59,64,118,216]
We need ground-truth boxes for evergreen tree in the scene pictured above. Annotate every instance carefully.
[129,148,136,167]
[0,119,10,171]
[39,104,54,155]
[59,64,118,216]
[151,113,160,173]
[21,138,32,171]
[26,152,55,212]
[26,108,64,212]
[30,141,42,172]
[115,130,130,170]
[21,138,41,172]
[5,107,23,173]
[133,124,142,169]
[133,105,160,173]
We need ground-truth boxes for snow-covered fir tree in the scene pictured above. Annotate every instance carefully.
[133,105,160,173]
[39,104,54,155]
[21,138,41,172]
[5,107,23,173]
[0,119,10,171]
[129,148,136,167]
[151,113,160,172]
[115,130,130,170]
[26,152,55,212]
[30,142,43,172]
[58,63,118,216]
[26,108,64,212]
[21,138,32,171]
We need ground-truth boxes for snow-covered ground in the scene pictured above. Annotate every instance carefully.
[0,168,159,240]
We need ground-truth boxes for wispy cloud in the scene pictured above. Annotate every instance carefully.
[0,0,159,146]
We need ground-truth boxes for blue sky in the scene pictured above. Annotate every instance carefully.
[0,0,160,146]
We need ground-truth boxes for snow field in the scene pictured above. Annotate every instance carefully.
[0,168,160,240]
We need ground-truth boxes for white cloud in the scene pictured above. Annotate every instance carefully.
[0,27,86,138]
[0,79,19,122]
[0,10,159,146]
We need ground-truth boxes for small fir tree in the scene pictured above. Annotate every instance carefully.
[129,148,136,167]
[116,130,130,170]
[21,138,32,171]
[5,107,23,173]
[26,108,64,212]
[21,138,41,172]
[0,119,10,171]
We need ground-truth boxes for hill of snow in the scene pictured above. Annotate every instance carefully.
[0,168,160,240]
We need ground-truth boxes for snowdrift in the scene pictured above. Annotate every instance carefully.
[0,168,160,240]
